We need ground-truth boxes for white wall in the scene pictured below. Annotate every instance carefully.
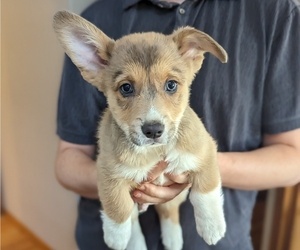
[1,0,96,249]
[68,0,97,14]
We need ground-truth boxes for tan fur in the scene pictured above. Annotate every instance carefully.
[177,107,221,193]
[155,190,188,224]
[97,166,135,223]
[53,10,227,248]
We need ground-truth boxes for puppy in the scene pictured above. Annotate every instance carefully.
[53,11,228,250]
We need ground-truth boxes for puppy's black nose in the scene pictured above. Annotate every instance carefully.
[142,123,165,139]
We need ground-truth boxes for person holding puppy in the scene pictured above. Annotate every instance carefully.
[55,0,300,249]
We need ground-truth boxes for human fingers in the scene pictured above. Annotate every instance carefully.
[164,172,190,185]
[132,182,191,204]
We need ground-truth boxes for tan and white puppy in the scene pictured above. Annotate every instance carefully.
[53,11,228,250]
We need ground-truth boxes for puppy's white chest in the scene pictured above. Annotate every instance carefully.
[118,148,200,185]
[166,149,200,174]
[153,149,199,185]
[117,164,154,183]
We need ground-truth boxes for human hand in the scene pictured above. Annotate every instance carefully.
[131,161,191,205]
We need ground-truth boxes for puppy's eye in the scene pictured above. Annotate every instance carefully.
[165,80,178,94]
[119,83,134,97]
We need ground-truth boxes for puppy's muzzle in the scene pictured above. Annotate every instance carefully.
[142,122,165,139]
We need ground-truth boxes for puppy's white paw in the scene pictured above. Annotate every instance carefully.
[189,187,226,245]
[101,211,131,250]
[194,212,226,245]
[161,218,183,250]
[126,219,147,250]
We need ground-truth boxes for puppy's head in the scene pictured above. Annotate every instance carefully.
[53,11,227,147]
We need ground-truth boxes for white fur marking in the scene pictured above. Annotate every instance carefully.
[161,218,183,250]
[115,149,200,185]
[115,163,153,183]
[189,184,226,245]
[126,218,147,250]
[145,105,164,122]
[101,211,132,250]
[166,149,199,174]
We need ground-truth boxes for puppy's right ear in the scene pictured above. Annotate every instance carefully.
[53,11,115,92]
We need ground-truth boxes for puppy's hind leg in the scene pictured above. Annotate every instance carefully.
[126,204,147,250]
[155,190,188,250]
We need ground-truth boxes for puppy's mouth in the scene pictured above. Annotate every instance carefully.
[130,135,165,147]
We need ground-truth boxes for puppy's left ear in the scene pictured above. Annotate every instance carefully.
[171,27,228,73]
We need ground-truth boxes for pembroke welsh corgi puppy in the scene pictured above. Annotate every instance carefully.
[53,11,228,250]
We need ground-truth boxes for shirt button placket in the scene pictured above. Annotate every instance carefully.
[175,3,190,28]
[179,7,186,15]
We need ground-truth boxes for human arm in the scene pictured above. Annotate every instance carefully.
[55,139,99,199]
[219,128,300,190]
[55,129,300,203]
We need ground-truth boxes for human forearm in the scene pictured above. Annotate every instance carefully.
[55,140,99,199]
[219,137,300,190]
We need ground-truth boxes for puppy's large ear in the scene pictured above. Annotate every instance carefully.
[53,11,115,91]
[171,27,227,73]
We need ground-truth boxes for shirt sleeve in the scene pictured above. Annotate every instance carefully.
[56,55,107,145]
[262,6,300,134]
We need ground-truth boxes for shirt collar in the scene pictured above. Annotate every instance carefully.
[122,0,142,9]
[122,0,200,9]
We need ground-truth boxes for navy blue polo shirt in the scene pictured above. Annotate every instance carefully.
[57,0,300,249]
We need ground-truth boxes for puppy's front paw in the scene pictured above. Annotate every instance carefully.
[101,212,131,250]
[195,213,226,245]
[190,188,226,245]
